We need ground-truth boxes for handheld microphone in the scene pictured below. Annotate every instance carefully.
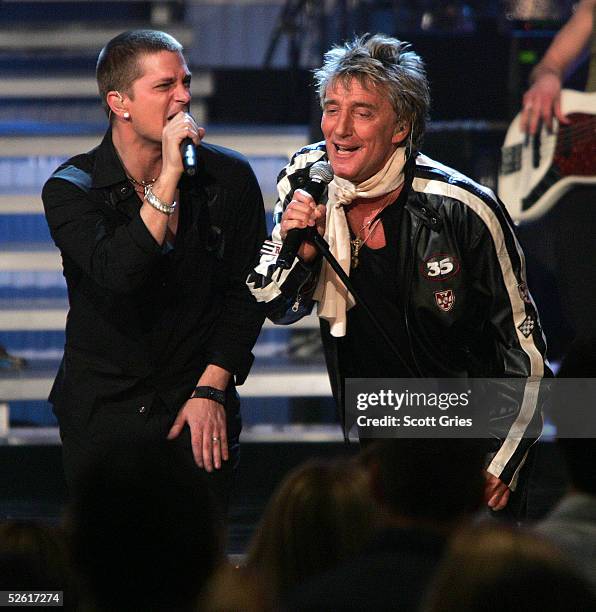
[276,161,334,270]
[181,138,197,176]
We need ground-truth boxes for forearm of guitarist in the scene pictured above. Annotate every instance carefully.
[521,0,595,134]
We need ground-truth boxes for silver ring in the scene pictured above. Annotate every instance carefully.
[212,437,220,442]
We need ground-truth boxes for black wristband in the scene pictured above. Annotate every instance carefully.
[190,385,226,406]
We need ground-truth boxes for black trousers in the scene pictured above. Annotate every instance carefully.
[57,393,241,517]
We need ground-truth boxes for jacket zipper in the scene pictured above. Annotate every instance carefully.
[291,272,312,312]
[405,219,424,376]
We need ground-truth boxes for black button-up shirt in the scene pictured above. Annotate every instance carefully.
[42,130,266,419]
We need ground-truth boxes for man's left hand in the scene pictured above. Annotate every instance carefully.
[167,398,228,472]
[484,471,510,511]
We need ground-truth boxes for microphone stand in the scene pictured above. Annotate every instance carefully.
[306,229,416,377]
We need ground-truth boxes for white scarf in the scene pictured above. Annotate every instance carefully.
[313,146,407,337]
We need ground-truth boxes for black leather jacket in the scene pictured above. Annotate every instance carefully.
[248,143,550,486]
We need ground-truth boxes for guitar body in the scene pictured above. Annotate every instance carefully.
[498,90,596,222]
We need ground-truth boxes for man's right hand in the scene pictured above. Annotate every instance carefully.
[280,188,327,263]
[161,111,204,180]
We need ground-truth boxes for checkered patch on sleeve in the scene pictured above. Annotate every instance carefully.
[517,315,535,338]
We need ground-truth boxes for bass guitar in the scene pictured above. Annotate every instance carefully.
[498,89,596,222]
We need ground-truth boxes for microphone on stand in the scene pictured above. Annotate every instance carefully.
[276,161,334,270]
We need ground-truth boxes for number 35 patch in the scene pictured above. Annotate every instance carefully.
[421,254,460,281]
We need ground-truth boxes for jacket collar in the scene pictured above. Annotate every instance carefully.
[404,154,443,232]
[91,128,129,189]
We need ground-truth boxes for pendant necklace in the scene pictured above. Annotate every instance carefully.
[349,195,394,269]
[348,186,402,268]
[350,217,383,269]
[127,173,158,197]
[115,148,158,198]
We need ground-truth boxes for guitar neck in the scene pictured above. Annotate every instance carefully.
[501,143,522,175]
[501,114,596,177]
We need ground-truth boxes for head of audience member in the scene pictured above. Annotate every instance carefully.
[246,458,377,600]
[68,440,221,612]
[423,525,596,612]
[553,335,596,496]
[0,521,75,607]
[366,439,486,531]
[313,33,430,184]
[199,565,274,612]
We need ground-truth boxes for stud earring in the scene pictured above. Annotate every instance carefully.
[123,112,130,119]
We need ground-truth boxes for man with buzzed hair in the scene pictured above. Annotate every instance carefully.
[43,30,266,511]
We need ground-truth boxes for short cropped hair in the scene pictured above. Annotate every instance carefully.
[314,34,430,150]
[96,29,183,117]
